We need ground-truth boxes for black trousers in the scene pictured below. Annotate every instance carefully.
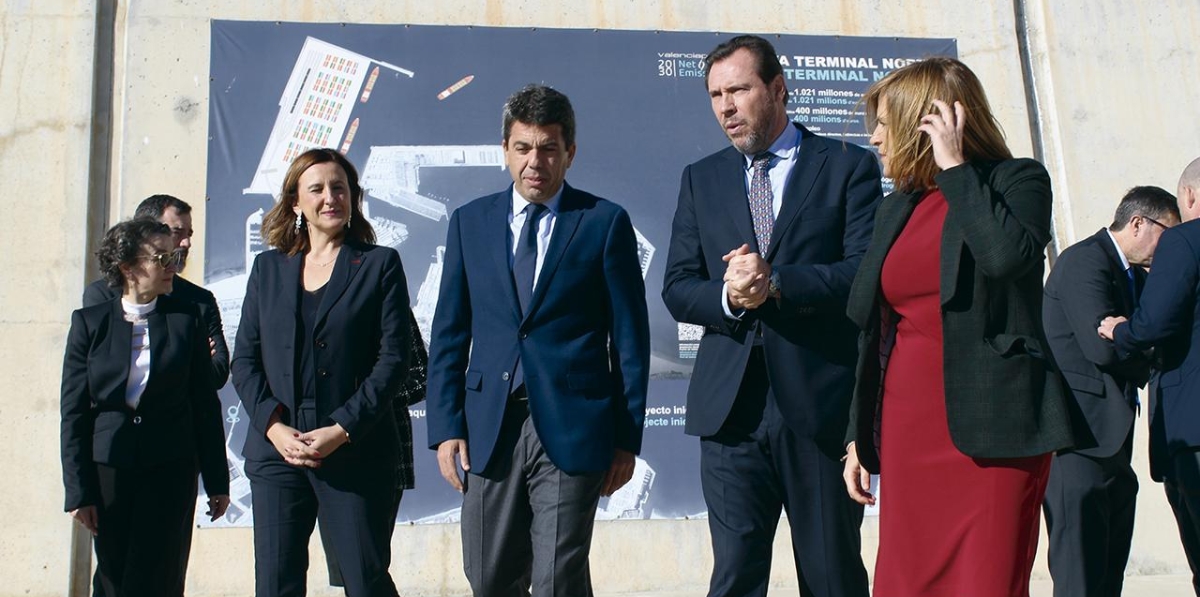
[1163,446,1200,595]
[92,459,198,597]
[1043,430,1138,597]
[699,349,868,597]
[245,407,399,597]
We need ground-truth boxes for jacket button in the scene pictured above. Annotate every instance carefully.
[132,416,142,425]
[316,340,327,348]
[318,369,329,377]
[519,333,528,340]
[501,372,510,381]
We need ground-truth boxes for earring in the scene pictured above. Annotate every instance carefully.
[346,211,352,229]
[294,212,303,233]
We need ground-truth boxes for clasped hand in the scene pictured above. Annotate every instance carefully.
[723,244,771,310]
[266,417,349,468]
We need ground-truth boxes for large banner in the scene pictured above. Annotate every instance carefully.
[204,21,955,526]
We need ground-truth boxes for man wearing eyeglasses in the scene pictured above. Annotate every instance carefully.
[1042,186,1179,597]
[83,194,230,388]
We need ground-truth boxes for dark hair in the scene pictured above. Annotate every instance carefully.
[96,217,172,288]
[133,194,192,220]
[1110,186,1180,231]
[703,35,784,87]
[261,148,375,256]
[501,85,576,148]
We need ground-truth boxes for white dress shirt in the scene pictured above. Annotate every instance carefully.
[122,297,156,410]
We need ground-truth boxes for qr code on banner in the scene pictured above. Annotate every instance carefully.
[677,323,704,341]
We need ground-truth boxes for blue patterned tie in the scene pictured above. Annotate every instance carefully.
[749,153,775,253]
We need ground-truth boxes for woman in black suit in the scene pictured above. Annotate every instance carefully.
[232,148,411,597]
[61,217,230,596]
[840,58,1072,596]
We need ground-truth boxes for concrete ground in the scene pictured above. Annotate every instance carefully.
[601,574,1197,596]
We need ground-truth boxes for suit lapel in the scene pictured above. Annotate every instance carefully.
[1096,228,1137,314]
[106,299,133,405]
[524,184,583,322]
[767,126,828,261]
[142,307,169,402]
[715,150,760,253]
[314,243,363,332]
[489,191,524,322]
[939,190,968,306]
[847,191,921,325]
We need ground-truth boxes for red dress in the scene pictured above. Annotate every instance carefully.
[872,190,1051,597]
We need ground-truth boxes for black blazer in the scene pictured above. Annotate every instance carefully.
[60,294,229,511]
[662,124,882,448]
[846,158,1073,472]
[232,241,411,465]
[1042,229,1148,458]
[1114,218,1200,479]
[84,275,230,389]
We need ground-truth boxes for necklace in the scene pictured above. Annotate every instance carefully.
[307,254,337,267]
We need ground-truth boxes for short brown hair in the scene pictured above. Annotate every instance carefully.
[262,148,375,255]
[863,57,1012,192]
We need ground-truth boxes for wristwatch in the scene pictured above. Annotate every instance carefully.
[767,270,782,300]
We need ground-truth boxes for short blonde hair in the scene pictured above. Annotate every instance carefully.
[863,57,1011,192]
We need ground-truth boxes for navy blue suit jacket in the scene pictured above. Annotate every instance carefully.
[1115,219,1200,478]
[61,294,229,511]
[662,124,881,448]
[425,184,650,475]
[231,241,411,465]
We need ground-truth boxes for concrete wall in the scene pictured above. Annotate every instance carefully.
[4,0,1199,595]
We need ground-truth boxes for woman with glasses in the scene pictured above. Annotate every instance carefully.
[61,217,230,596]
[232,148,411,597]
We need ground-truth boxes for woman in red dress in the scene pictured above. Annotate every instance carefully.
[841,58,1073,596]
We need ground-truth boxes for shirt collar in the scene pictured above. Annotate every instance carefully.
[1104,228,1132,271]
[743,123,800,170]
[511,184,564,218]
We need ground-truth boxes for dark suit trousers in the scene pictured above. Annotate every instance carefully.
[461,400,604,597]
[245,407,398,597]
[92,458,198,597]
[699,349,868,597]
[1044,430,1138,597]
[1163,447,1200,594]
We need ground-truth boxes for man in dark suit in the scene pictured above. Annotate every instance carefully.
[83,194,230,388]
[1102,157,1200,591]
[1042,186,1179,597]
[426,85,650,597]
[662,35,880,597]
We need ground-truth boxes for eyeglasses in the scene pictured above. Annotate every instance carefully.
[1142,216,1169,230]
[140,252,181,269]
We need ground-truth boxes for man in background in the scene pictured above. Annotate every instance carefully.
[1043,186,1179,597]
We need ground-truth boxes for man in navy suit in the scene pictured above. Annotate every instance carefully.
[1042,186,1179,597]
[426,84,650,597]
[1101,157,1200,591]
[662,35,880,597]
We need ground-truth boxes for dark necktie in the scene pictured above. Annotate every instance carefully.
[749,153,775,254]
[1126,267,1137,304]
[513,202,546,317]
